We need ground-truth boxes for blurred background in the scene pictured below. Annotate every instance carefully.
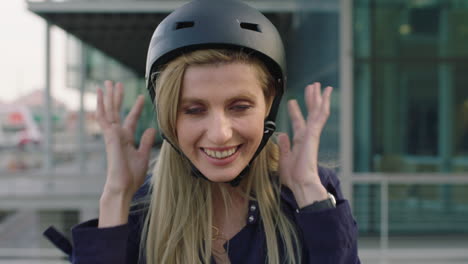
[0,0,467,263]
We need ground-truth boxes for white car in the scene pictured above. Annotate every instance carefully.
[0,105,42,148]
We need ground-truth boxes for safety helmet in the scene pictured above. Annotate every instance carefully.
[145,0,286,186]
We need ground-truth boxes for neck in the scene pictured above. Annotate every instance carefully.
[211,182,249,230]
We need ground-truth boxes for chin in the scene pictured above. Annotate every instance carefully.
[201,168,245,183]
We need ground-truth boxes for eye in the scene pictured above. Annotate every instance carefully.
[230,104,252,112]
[184,107,205,115]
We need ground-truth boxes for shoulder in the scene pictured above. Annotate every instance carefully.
[128,174,152,229]
[133,174,152,202]
[130,173,152,213]
[124,175,152,257]
[317,166,342,196]
[317,166,339,186]
[279,166,343,209]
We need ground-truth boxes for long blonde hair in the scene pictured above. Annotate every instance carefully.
[140,49,300,263]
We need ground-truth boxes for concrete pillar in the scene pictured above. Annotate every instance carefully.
[339,0,354,201]
[43,22,53,174]
[78,42,87,173]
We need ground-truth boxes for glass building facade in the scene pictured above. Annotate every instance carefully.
[353,0,468,235]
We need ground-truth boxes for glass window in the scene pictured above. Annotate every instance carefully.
[285,10,340,163]
[355,183,468,235]
[353,184,381,235]
[353,0,468,236]
[354,0,468,173]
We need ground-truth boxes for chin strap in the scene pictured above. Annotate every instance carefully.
[161,120,277,187]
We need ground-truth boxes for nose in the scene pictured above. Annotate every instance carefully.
[206,111,232,144]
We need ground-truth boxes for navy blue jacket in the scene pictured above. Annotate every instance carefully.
[45,167,360,263]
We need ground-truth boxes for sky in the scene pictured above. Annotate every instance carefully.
[0,0,96,110]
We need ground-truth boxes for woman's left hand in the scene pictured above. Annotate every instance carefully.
[278,82,332,208]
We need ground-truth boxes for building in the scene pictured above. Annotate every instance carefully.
[0,0,465,262]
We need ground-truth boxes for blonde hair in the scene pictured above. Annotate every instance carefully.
[140,49,300,264]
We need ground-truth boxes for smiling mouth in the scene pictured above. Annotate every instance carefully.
[201,145,241,159]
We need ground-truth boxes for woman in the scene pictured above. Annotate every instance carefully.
[44,0,360,263]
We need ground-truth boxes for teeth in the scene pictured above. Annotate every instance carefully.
[203,147,237,159]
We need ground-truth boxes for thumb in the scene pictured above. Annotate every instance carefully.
[277,133,291,184]
[138,128,157,156]
[277,132,291,158]
[277,133,291,168]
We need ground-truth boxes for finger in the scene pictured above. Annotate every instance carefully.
[287,100,306,134]
[138,128,157,155]
[307,83,322,120]
[312,85,332,128]
[319,86,332,122]
[305,84,315,113]
[104,80,114,123]
[277,133,291,184]
[307,86,333,138]
[96,88,107,127]
[113,82,124,124]
[277,133,291,158]
[123,95,145,134]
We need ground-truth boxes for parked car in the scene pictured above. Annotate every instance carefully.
[0,105,42,148]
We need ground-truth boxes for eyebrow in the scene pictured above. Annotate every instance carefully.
[180,91,259,105]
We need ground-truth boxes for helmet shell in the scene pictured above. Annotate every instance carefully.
[145,0,286,122]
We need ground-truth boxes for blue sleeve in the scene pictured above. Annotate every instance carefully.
[66,206,145,264]
[71,219,132,264]
[69,206,146,263]
[281,167,361,264]
[44,178,150,264]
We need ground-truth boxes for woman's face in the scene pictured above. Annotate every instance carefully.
[176,62,268,183]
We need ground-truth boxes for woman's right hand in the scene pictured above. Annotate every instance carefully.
[96,80,156,227]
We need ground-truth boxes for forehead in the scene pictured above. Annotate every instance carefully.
[181,62,263,100]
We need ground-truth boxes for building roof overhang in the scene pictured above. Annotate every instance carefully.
[27,0,337,76]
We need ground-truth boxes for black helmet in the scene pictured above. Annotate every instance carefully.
[145,0,286,186]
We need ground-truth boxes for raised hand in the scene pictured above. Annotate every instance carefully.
[96,80,156,227]
[278,82,332,208]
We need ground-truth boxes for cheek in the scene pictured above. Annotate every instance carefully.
[236,114,265,142]
[176,118,198,149]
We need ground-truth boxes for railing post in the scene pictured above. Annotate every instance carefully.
[339,0,354,203]
[43,22,53,178]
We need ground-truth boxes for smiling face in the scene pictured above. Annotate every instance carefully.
[176,62,269,183]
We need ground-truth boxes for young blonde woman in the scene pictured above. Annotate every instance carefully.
[44,0,360,263]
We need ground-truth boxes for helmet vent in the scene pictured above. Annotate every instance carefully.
[175,21,195,30]
[240,22,261,32]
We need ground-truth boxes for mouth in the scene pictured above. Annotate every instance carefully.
[201,145,241,159]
